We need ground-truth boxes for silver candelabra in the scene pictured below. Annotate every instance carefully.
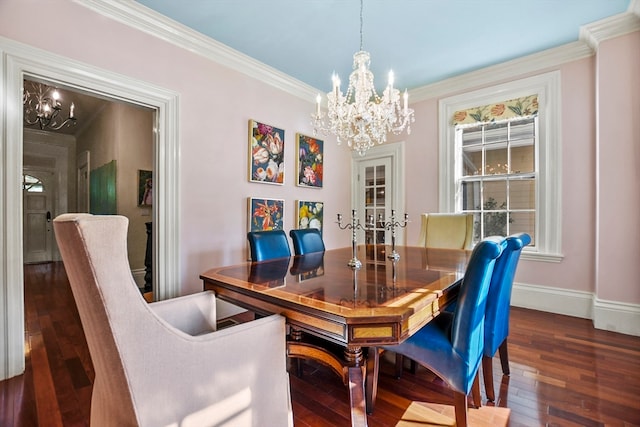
[375,210,409,261]
[337,210,373,270]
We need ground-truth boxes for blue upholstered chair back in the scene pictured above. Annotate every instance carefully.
[247,230,291,261]
[289,228,325,255]
[484,233,531,357]
[450,236,506,389]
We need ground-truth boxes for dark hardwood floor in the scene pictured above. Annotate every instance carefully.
[2,262,639,426]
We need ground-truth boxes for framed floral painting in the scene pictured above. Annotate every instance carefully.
[248,197,284,232]
[249,119,285,184]
[296,200,323,234]
[296,133,323,188]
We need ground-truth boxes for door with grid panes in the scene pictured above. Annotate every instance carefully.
[358,157,391,248]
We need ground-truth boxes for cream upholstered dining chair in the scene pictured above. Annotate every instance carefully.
[417,213,474,249]
[53,214,293,427]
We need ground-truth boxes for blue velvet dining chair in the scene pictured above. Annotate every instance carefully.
[367,236,506,427]
[289,228,325,255]
[481,232,531,401]
[247,230,291,261]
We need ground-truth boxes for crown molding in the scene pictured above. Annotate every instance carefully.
[73,0,319,102]
[579,4,640,50]
[410,5,640,102]
[75,0,638,106]
[631,0,640,17]
[409,41,593,102]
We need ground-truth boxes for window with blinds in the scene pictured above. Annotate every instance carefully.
[456,116,537,246]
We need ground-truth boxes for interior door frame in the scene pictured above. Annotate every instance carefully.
[0,36,180,380]
[351,141,406,244]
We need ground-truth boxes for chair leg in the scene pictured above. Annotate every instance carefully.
[498,339,510,375]
[453,391,469,427]
[471,372,482,408]
[395,353,404,379]
[482,355,495,402]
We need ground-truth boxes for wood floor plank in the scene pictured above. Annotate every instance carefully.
[2,262,639,426]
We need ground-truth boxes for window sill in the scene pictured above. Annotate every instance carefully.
[520,251,564,263]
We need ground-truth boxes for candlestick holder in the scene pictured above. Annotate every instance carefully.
[337,209,373,270]
[376,210,409,261]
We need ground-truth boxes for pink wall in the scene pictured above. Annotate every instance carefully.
[401,57,600,295]
[0,0,352,294]
[2,0,637,304]
[596,31,640,303]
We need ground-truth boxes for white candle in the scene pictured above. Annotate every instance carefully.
[69,102,75,119]
[316,94,321,116]
[388,70,394,91]
[403,90,408,113]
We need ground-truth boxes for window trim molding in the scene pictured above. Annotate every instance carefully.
[438,71,563,261]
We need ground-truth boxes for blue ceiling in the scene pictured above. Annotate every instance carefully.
[134,0,631,92]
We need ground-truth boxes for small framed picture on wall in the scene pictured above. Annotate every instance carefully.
[138,170,152,206]
[248,197,285,232]
[296,200,323,234]
[296,133,323,188]
[248,119,285,185]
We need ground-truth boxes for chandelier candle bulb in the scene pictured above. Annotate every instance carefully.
[388,70,394,90]
[403,90,408,114]
[70,103,75,119]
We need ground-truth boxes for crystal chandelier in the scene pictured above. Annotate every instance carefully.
[312,0,415,156]
[23,81,77,131]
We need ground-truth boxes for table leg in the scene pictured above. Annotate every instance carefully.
[345,347,368,427]
[290,328,304,377]
[286,340,369,426]
[365,347,379,414]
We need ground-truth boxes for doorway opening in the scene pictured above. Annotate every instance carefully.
[1,41,180,380]
[351,142,407,247]
[22,77,155,290]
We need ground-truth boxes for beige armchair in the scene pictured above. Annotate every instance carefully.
[53,214,293,427]
[417,213,474,249]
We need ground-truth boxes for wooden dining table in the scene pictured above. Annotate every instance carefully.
[200,244,470,427]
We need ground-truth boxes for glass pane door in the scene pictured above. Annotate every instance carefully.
[358,157,391,246]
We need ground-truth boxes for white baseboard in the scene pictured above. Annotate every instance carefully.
[593,298,640,336]
[131,268,146,289]
[512,282,640,337]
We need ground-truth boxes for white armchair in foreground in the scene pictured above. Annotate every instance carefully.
[53,213,293,427]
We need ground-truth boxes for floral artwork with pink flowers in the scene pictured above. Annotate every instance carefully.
[249,119,285,184]
[248,197,284,232]
[296,133,323,188]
